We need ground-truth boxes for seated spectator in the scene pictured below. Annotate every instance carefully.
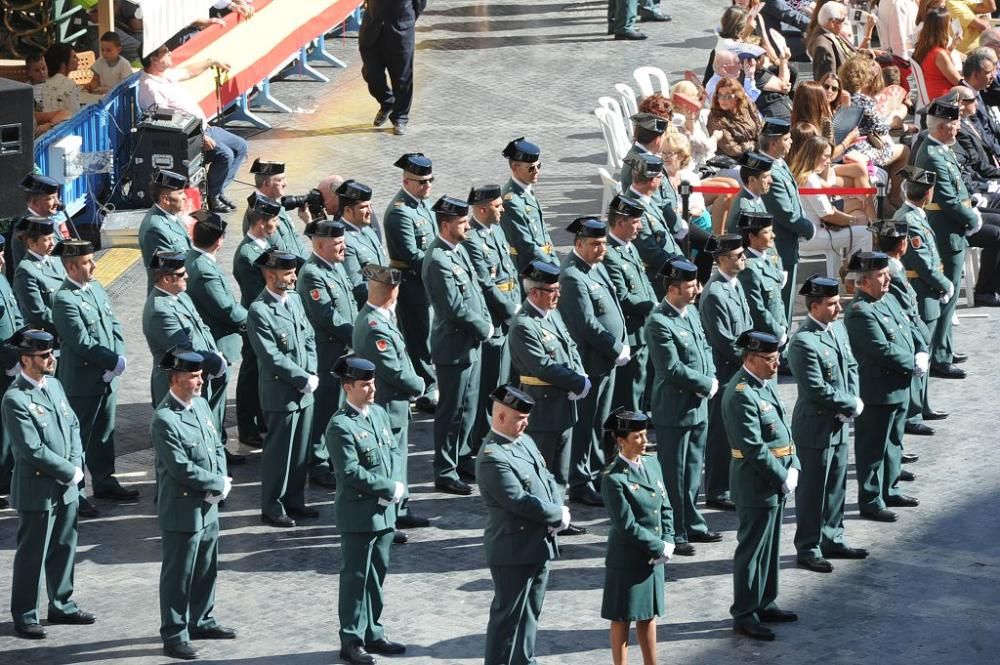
[703,6,755,84]
[138,45,248,213]
[706,49,761,102]
[912,8,963,99]
[40,43,80,114]
[707,77,763,159]
[818,71,849,111]
[977,28,1000,105]
[211,0,255,18]
[807,2,856,82]
[86,31,133,94]
[961,48,1000,154]
[671,80,720,168]
[952,84,1000,198]
[791,80,873,188]
[946,0,996,54]
[788,135,873,277]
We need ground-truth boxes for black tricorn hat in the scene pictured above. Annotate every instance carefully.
[604,406,649,433]
[393,152,433,176]
[609,193,644,218]
[846,250,890,272]
[191,209,227,234]
[736,330,780,352]
[502,137,540,163]
[150,251,186,273]
[623,152,664,178]
[869,219,908,239]
[152,169,187,190]
[798,274,840,297]
[305,219,345,238]
[706,233,743,255]
[490,384,535,413]
[630,112,669,134]
[333,353,376,380]
[158,348,205,372]
[247,192,281,217]
[52,240,94,258]
[432,195,470,218]
[521,260,560,284]
[657,255,698,281]
[737,211,773,233]
[567,216,607,238]
[249,158,285,175]
[362,264,402,286]
[11,329,56,354]
[468,185,503,205]
[20,173,60,195]
[898,166,937,186]
[336,179,373,203]
[253,248,301,271]
[15,216,56,236]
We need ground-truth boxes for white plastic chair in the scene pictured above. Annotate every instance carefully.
[598,167,621,215]
[963,245,981,307]
[597,96,623,119]
[614,82,639,123]
[633,66,669,100]
[594,107,630,171]
[909,58,931,109]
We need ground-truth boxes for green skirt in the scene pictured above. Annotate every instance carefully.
[600,561,665,622]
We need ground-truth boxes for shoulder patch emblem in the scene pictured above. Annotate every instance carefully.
[310,288,321,301]
[910,236,922,249]
[503,193,513,201]
[393,201,404,208]
[735,382,746,392]
[376,339,389,352]
[368,317,378,328]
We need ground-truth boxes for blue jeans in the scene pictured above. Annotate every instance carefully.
[203,125,247,198]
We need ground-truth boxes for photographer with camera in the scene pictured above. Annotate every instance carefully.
[242,159,310,260]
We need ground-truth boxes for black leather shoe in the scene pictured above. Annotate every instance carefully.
[225,449,246,466]
[366,638,406,655]
[14,623,46,639]
[797,556,833,573]
[885,494,919,508]
[822,545,869,559]
[614,30,648,40]
[639,11,672,21]
[673,542,696,556]
[373,108,390,127]
[310,471,338,489]
[260,513,296,528]
[952,352,968,363]
[561,523,588,536]
[393,531,408,545]
[901,453,919,464]
[899,469,916,482]
[457,467,476,482]
[569,488,604,507]
[48,610,96,625]
[396,513,430,529]
[706,497,735,511]
[689,530,723,543]
[930,363,966,379]
[93,485,140,501]
[287,506,319,519]
[340,644,376,665]
[733,621,774,640]
[974,292,1000,307]
[217,194,237,209]
[190,625,236,639]
[904,422,934,436]
[923,410,948,420]
[78,497,99,518]
[164,641,199,660]
[759,608,798,623]
[392,122,407,136]
[0,496,8,510]
[435,478,472,496]
[860,508,898,522]
[208,196,235,213]
[414,395,436,414]
[238,433,264,448]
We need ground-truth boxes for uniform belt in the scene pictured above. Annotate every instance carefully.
[905,270,918,279]
[731,444,795,459]
[925,200,971,211]
[519,376,551,387]
[388,260,409,269]
[496,280,517,292]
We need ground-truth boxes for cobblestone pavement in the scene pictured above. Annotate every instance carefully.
[1,1,999,663]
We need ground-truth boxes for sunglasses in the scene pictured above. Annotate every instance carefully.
[405,177,434,184]
[534,286,560,293]
[522,163,543,173]
[28,351,54,358]
[717,93,737,101]
[823,84,840,92]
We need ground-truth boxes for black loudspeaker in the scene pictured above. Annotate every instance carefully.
[126,109,204,207]
[0,78,35,219]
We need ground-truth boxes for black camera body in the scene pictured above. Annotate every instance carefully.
[281,189,325,215]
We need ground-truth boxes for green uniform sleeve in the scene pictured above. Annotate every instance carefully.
[51,292,120,371]
[601,473,669,556]
[151,412,226,492]
[646,315,714,394]
[247,305,311,389]
[724,388,790,487]
[508,319,587,393]
[423,253,492,340]
[365,327,425,397]
[787,336,857,414]
[558,274,623,360]
[700,290,743,367]
[477,453,564,525]
[297,268,353,347]
[845,303,913,375]
[385,207,425,270]
[738,267,783,338]
[2,396,77,482]
[326,417,397,499]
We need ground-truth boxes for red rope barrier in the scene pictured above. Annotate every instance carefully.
[688,185,878,196]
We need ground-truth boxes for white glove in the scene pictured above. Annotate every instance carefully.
[210,353,228,379]
[674,218,690,240]
[5,362,20,377]
[989,180,1000,194]
[204,492,223,504]
[102,369,115,383]
[550,505,572,534]
[782,467,799,495]
[222,476,233,500]
[114,355,127,376]
[835,414,851,423]
[941,282,954,304]
[379,481,406,507]
[781,270,788,288]
[487,323,496,338]
[69,466,84,486]
[967,209,984,236]
[914,352,930,376]
[513,304,522,316]
[614,344,631,367]
[568,376,592,401]
[779,332,788,347]
[708,378,720,398]
[302,374,320,394]
[971,192,985,208]
[854,397,864,417]
[648,541,675,565]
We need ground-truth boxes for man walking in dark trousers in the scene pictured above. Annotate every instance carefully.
[359,0,426,136]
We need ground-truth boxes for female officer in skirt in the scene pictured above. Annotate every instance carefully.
[600,408,676,665]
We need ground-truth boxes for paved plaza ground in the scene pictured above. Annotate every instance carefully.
[1,0,999,663]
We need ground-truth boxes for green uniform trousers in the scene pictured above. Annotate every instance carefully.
[339,529,393,647]
[261,407,313,519]
[569,372,614,496]
[731,501,783,624]
[235,334,264,439]
[472,338,510,455]
[657,423,709,545]
[612,344,648,414]
[793,444,848,560]
[390,416,413,518]
[780,262,798,331]
[206,375,230,446]
[705,390,732,502]
[485,562,549,665]
[906,364,930,425]
[398,305,436,395]
[932,248,964,366]
[854,403,906,513]
[159,522,220,646]
[527,429,572,494]
[434,361,481,482]
[11,500,80,627]
[307,373,341,477]
[609,0,639,34]
[68,393,118,492]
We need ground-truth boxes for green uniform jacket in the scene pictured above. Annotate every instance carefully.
[0,274,25,371]
[233,235,270,309]
[723,368,800,508]
[185,249,248,364]
[843,291,916,406]
[384,189,434,306]
[241,205,306,258]
[143,289,222,407]
[602,455,675,566]
[645,301,715,427]
[13,252,66,334]
[463,219,521,341]
[604,235,656,347]
[500,179,556,272]
[762,159,816,267]
[738,247,787,340]
[914,135,977,256]
[421,237,492,365]
[557,252,627,375]
[247,290,318,412]
[151,393,227,532]
[353,304,424,428]
[508,305,586,432]
[628,186,681,280]
[9,212,65,272]
[787,317,858,448]
[51,279,125,397]
[726,187,768,232]
[894,203,950,323]
[343,222,388,307]
[326,403,399,532]
[138,206,192,289]
[699,271,754,381]
[620,144,679,227]
[888,258,930,348]
[296,254,357,374]
[476,430,563,567]
[3,375,82,511]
